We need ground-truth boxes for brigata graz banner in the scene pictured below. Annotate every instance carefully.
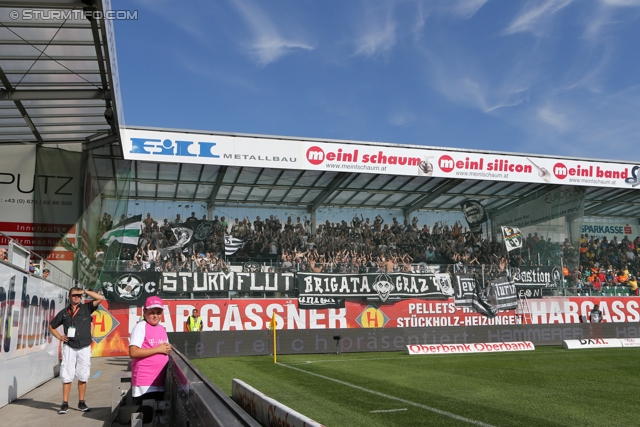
[160,272,295,293]
[513,266,561,288]
[297,272,454,302]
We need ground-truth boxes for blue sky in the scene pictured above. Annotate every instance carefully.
[112,0,640,162]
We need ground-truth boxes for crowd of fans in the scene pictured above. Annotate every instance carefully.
[96,212,640,294]
[99,212,527,273]
[568,234,640,295]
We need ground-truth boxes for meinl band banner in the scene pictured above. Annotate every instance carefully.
[297,272,453,302]
[160,272,295,293]
[100,271,160,305]
[513,266,561,288]
[297,296,346,310]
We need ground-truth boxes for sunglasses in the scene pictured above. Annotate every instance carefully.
[70,294,83,298]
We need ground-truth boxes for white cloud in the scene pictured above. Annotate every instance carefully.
[504,0,573,36]
[429,57,529,114]
[411,1,429,40]
[538,106,569,130]
[231,0,314,66]
[388,110,416,126]
[599,0,640,6]
[443,0,491,19]
[517,84,640,160]
[353,4,397,57]
[585,0,640,39]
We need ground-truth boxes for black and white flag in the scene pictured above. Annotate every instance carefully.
[160,226,194,256]
[501,226,523,252]
[454,274,517,318]
[225,234,244,256]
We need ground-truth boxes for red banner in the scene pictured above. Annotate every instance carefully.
[0,235,75,248]
[0,222,76,234]
[32,250,76,260]
[90,296,640,357]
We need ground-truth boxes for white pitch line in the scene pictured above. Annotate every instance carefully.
[286,356,405,366]
[279,363,497,427]
[370,408,407,413]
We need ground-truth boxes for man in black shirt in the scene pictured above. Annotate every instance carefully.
[49,287,104,414]
[590,304,603,323]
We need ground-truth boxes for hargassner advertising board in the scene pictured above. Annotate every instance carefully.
[121,128,640,189]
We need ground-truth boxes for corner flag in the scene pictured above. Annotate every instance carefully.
[269,312,277,363]
[269,312,277,331]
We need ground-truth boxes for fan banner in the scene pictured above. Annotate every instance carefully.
[100,271,160,304]
[517,286,544,299]
[453,274,518,318]
[160,271,295,293]
[297,272,454,302]
[513,266,562,288]
[297,296,346,310]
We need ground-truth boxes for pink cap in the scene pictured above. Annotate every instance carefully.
[144,296,164,309]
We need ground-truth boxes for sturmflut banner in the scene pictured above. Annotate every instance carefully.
[297,272,454,302]
[160,272,295,293]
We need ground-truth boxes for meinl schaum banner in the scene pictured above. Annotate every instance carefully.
[297,272,454,302]
[513,266,562,288]
[160,272,295,293]
[100,271,160,305]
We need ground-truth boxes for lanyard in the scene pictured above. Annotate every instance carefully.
[67,305,80,326]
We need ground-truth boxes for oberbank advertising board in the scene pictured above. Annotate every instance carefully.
[120,128,640,189]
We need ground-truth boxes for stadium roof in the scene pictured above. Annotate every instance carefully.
[93,126,640,220]
[0,0,122,154]
[1,1,637,221]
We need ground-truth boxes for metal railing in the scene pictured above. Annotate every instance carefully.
[166,346,261,427]
[0,231,77,290]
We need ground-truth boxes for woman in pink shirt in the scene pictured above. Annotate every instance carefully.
[129,296,171,404]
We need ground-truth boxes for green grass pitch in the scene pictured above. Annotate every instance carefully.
[192,346,639,426]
